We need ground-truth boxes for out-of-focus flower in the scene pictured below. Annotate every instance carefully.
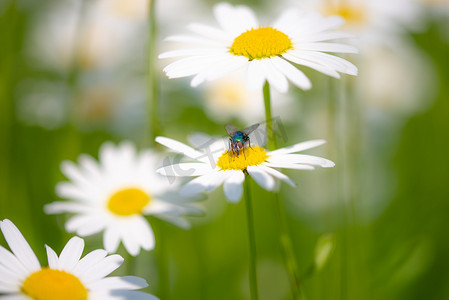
[201,70,295,123]
[291,0,423,47]
[155,135,334,202]
[361,46,435,114]
[159,2,357,93]
[45,142,201,256]
[21,0,149,135]
[27,0,147,72]
[0,219,158,300]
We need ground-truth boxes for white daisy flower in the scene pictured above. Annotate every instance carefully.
[45,141,200,257]
[159,2,358,93]
[0,219,158,300]
[155,134,334,203]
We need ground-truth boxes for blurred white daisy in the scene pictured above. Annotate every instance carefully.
[45,141,200,256]
[0,219,158,300]
[155,135,334,203]
[291,0,423,47]
[27,0,147,72]
[159,2,358,93]
[202,70,295,123]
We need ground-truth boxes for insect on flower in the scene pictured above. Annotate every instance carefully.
[225,123,259,158]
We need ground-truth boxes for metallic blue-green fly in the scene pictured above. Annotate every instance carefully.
[225,123,259,157]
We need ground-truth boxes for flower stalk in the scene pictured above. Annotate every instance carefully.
[244,177,259,300]
[263,81,302,299]
[263,82,276,150]
[147,0,161,145]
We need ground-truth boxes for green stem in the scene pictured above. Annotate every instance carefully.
[263,81,302,299]
[155,220,169,299]
[263,82,276,150]
[147,0,161,145]
[244,177,259,300]
[274,193,302,299]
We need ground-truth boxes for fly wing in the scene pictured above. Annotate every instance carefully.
[241,123,259,135]
[247,123,267,147]
[225,124,239,137]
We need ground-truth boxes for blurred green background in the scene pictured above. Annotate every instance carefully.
[1,0,449,299]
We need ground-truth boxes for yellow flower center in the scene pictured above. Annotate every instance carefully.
[217,146,268,171]
[107,188,150,216]
[229,27,293,60]
[323,3,366,26]
[22,268,88,300]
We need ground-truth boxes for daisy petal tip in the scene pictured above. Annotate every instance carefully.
[286,179,297,187]
[324,161,336,168]
[113,254,125,265]
[227,195,242,203]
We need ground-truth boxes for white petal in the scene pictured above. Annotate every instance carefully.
[157,163,212,177]
[60,161,89,187]
[45,245,59,269]
[272,9,305,34]
[246,59,266,91]
[156,215,191,230]
[247,166,275,191]
[283,53,340,78]
[213,3,258,36]
[0,220,40,273]
[55,183,93,203]
[223,171,245,203]
[103,227,121,254]
[80,254,124,284]
[78,154,102,180]
[0,282,21,293]
[0,264,22,286]
[65,215,104,236]
[87,276,148,291]
[164,54,228,79]
[0,294,30,300]
[164,34,227,47]
[297,32,355,43]
[187,23,230,41]
[155,137,208,162]
[291,50,358,75]
[44,202,91,214]
[301,16,345,34]
[72,249,108,277]
[296,42,358,54]
[159,48,227,59]
[192,55,248,85]
[99,142,119,171]
[268,140,326,156]
[121,225,141,257]
[264,162,315,170]
[57,237,84,272]
[258,165,296,187]
[74,219,106,237]
[268,154,335,168]
[89,290,159,300]
[144,200,177,215]
[0,246,29,279]
[260,59,289,93]
[180,171,229,196]
[132,218,155,251]
[271,56,311,90]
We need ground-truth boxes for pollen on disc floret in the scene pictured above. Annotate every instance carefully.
[22,268,88,300]
[217,146,268,170]
[230,26,293,60]
[107,188,151,216]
